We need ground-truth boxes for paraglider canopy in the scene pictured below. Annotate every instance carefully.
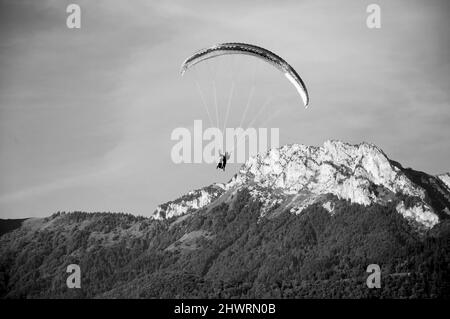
[180,42,310,107]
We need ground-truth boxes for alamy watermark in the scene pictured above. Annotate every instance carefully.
[366,4,381,29]
[66,264,81,288]
[66,4,81,29]
[366,264,381,288]
[171,120,279,164]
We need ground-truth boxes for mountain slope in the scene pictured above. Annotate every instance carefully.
[152,140,449,229]
[152,184,225,220]
[0,219,27,237]
[0,140,449,299]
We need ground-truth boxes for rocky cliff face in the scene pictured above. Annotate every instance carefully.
[152,140,449,229]
[438,173,450,189]
[151,184,225,220]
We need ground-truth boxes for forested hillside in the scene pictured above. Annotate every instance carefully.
[1,189,448,298]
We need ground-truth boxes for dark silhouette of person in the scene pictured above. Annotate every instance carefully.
[216,152,228,171]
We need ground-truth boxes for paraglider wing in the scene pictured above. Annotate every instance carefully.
[180,43,310,107]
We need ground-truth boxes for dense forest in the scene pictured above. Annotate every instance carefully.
[0,219,27,237]
[0,189,449,298]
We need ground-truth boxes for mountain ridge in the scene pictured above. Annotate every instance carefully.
[0,139,449,298]
[152,140,449,230]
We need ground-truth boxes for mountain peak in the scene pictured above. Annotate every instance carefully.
[152,140,449,229]
[232,139,424,200]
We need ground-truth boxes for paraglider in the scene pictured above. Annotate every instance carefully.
[180,42,310,107]
[179,43,310,172]
[216,151,231,171]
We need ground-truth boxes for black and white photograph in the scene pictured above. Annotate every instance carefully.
[0,0,449,308]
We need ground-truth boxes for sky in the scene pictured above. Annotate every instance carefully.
[0,0,449,218]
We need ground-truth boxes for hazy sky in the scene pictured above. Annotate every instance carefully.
[0,0,449,218]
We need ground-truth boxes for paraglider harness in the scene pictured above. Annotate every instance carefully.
[216,152,230,171]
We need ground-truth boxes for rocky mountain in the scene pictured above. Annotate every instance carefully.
[152,184,225,220]
[152,140,450,229]
[0,140,449,299]
[438,173,450,189]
